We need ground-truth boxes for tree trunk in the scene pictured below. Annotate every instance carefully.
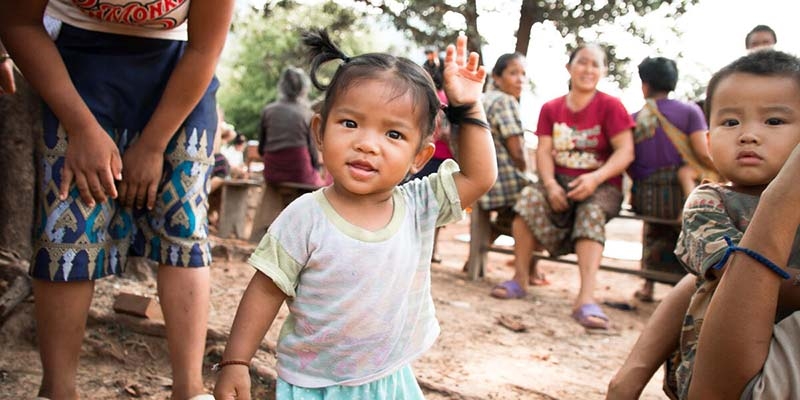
[0,70,39,261]
[515,1,537,55]
[462,0,483,62]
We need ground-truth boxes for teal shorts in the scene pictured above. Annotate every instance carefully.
[276,364,425,400]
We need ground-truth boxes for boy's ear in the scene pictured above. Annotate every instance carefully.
[311,113,324,148]
[409,142,436,175]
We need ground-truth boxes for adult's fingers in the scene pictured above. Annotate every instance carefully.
[98,168,117,200]
[146,182,158,210]
[85,174,107,206]
[118,181,129,208]
[121,182,140,209]
[73,173,95,207]
[134,184,148,210]
[59,166,75,201]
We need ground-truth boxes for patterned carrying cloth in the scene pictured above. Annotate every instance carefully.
[31,24,219,281]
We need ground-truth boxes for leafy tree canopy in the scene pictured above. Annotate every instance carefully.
[352,0,699,88]
[217,0,376,139]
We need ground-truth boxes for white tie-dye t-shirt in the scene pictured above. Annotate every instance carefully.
[248,159,464,388]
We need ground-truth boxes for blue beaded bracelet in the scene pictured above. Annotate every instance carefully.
[712,236,790,279]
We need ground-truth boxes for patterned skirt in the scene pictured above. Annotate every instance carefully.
[631,167,686,275]
[31,24,219,281]
[514,174,622,257]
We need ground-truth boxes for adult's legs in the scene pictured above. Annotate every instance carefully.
[573,238,605,325]
[158,265,210,400]
[33,280,94,400]
[490,215,537,298]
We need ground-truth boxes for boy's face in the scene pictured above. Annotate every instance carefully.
[707,72,800,191]
[746,31,776,52]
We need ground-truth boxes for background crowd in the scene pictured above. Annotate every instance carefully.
[1,3,798,398]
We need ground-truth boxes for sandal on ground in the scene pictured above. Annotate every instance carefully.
[490,280,526,299]
[633,289,655,303]
[571,303,609,330]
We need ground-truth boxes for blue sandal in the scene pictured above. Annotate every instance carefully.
[490,280,526,299]
[571,303,609,330]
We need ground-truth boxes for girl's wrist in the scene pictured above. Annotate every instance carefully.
[212,359,250,372]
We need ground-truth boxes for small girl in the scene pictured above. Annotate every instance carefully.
[213,30,496,399]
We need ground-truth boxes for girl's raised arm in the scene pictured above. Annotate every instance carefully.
[444,35,497,208]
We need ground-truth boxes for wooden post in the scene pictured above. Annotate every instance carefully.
[465,207,491,280]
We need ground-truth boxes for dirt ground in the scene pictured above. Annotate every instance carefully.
[0,214,676,400]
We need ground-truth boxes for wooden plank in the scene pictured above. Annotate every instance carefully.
[465,208,685,284]
[113,292,163,320]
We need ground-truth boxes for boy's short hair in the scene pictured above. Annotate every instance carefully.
[638,57,678,93]
[745,25,777,49]
[705,50,800,121]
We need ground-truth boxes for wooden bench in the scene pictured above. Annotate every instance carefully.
[217,178,263,239]
[248,181,321,242]
[464,206,684,284]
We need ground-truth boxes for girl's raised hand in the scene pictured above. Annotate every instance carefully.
[443,34,486,106]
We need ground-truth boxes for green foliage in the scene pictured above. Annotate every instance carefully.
[216,1,371,139]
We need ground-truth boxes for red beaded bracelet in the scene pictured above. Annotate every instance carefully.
[212,359,250,372]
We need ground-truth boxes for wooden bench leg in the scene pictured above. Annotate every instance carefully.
[466,207,491,281]
[249,184,284,242]
[219,183,254,239]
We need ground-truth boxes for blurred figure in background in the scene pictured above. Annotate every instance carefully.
[745,24,777,52]
[259,66,330,187]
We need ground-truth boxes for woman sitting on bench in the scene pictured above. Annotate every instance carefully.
[490,44,634,331]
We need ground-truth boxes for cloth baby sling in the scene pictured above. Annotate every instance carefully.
[640,99,720,184]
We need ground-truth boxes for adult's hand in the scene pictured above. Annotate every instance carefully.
[543,179,569,212]
[566,171,601,201]
[119,140,164,210]
[60,126,122,207]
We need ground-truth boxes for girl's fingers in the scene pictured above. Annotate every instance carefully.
[466,52,480,71]
[455,35,467,66]
[445,44,456,65]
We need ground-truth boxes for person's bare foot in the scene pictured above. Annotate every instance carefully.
[529,271,550,286]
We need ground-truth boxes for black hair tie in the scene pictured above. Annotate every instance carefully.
[444,104,490,130]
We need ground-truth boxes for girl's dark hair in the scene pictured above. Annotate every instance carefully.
[277,66,310,102]
[638,57,678,93]
[301,29,440,143]
[491,53,524,77]
[705,50,800,121]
